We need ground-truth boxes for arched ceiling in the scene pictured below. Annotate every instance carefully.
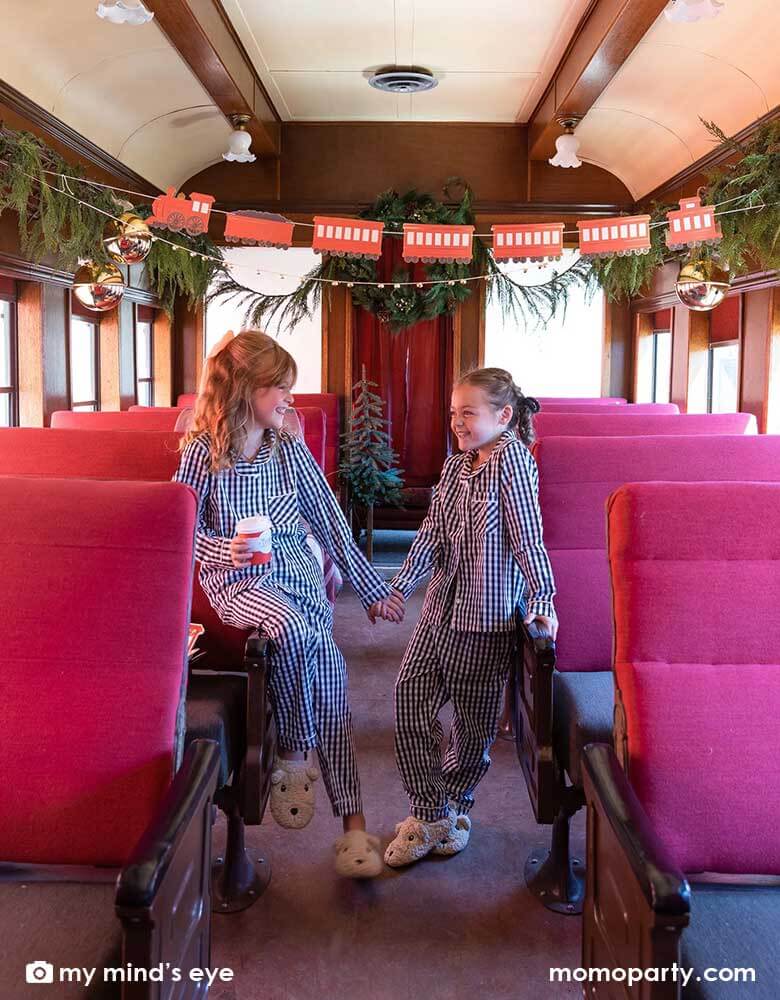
[1,0,232,190]
[577,0,779,198]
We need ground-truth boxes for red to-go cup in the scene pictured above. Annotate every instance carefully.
[236,515,273,565]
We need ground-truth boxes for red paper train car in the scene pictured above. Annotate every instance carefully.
[577,214,651,257]
[224,211,295,249]
[665,196,721,250]
[491,223,565,262]
[312,217,384,260]
[146,187,215,235]
[402,224,474,264]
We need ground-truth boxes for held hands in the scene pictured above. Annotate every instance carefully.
[523,612,559,642]
[367,588,405,625]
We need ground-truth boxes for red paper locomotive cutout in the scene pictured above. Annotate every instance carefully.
[146,187,215,236]
[665,196,721,250]
[224,211,294,249]
[402,224,474,263]
[312,217,384,260]
[577,214,651,258]
[491,223,564,262]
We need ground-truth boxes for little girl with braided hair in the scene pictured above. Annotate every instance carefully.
[384,367,557,867]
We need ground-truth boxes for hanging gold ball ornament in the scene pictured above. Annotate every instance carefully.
[674,256,731,312]
[72,261,125,312]
[102,212,153,265]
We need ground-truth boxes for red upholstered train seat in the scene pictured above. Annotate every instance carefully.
[0,477,196,866]
[291,392,341,485]
[607,481,780,875]
[536,397,626,405]
[177,393,197,407]
[539,402,679,413]
[51,409,182,431]
[534,411,757,438]
[293,406,326,470]
[539,435,780,677]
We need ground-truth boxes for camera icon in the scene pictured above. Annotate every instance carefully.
[26,962,54,984]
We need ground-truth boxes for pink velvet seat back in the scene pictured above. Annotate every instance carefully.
[536,397,626,405]
[52,409,182,431]
[535,412,757,439]
[607,482,780,875]
[539,402,680,414]
[536,435,780,673]
[0,477,196,866]
[177,393,197,407]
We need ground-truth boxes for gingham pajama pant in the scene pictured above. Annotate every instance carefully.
[222,582,361,818]
[394,618,515,822]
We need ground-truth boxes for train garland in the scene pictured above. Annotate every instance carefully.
[1,118,778,326]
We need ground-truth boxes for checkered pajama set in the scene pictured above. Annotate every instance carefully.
[390,431,556,822]
[174,431,390,818]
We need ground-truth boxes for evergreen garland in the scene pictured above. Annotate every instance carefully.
[208,180,597,332]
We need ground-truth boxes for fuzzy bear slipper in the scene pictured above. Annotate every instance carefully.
[383,815,451,868]
[334,830,384,878]
[269,758,319,829]
[431,810,472,856]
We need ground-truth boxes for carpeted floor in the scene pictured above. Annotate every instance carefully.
[210,588,584,1000]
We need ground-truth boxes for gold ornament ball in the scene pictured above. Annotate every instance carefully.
[72,261,126,312]
[103,212,153,265]
[675,257,730,312]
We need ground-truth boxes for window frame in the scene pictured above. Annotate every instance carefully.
[0,283,19,427]
[706,339,740,414]
[68,296,101,411]
[650,328,672,404]
[134,305,154,407]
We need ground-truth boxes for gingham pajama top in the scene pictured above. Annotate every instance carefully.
[391,431,556,633]
[173,431,390,619]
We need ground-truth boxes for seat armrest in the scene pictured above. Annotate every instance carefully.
[510,612,559,823]
[582,744,689,998]
[582,743,690,916]
[115,739,220,909]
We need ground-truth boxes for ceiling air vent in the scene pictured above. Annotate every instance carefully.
[368,67,438,94]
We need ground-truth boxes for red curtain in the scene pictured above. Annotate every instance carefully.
[351,242,453,488]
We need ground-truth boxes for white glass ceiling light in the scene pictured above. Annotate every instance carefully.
[549,118,582,169]
[664,0,725,22]
[96,1,154,24]
[223,115,256,164]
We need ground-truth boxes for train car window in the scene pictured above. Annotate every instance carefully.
[135,307,154,406]
[69,315,100,411]
[767,330,780,434]
[651,330,672,404]
[485,250,604,396]
[205,247,323,392]
[0,295,19,427]
[707,342,740,413]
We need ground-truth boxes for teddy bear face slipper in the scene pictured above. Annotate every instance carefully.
[333,830,384,878]
[431,810,472,856]
[383,816,451,868]
[270,759,319,829]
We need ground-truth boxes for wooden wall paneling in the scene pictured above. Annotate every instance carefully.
[605,300,632,400]
[321,286,353,424]
[43,284,69,423]
[153,310,174,407]
[172,298,204,400]
[99,308,121,411]
[740,287,774,432]
[685,309,710,414]
[454,281,485,380]
[16,281,44,427]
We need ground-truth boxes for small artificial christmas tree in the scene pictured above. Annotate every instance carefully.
[340,366,404,562]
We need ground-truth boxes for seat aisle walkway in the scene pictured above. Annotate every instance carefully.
[210,590,583,1000]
